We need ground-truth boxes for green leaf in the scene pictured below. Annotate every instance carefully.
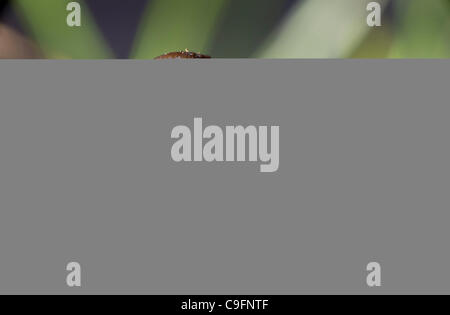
[14,0,111,58]
[132,0,227,59]
[389,0,450,58]
[256,0,389,58]
[209,0,288,58]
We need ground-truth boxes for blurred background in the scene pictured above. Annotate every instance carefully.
[0,0,449,59]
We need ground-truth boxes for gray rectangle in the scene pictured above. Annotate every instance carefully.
[0,60,449,294]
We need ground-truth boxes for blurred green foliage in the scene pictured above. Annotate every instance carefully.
[132,0,227,58]
[13,0,111,58]
[257,0,390,58]
[11,0,450,59]
[389,0,450,58]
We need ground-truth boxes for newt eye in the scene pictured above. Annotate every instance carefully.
[155,50,211,59]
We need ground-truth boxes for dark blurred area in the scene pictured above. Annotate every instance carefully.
[0,0,41,58]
